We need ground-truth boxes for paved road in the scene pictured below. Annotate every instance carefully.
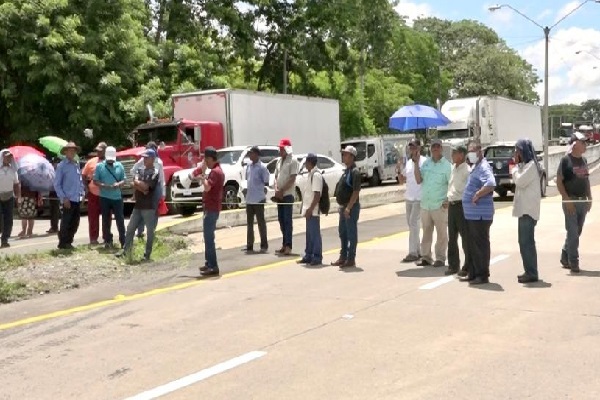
[2,165,600,399]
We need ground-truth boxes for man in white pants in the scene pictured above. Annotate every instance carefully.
[399,138,425,263]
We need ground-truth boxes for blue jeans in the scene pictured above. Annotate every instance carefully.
[518,215,538,278]
[100,197,126,246]
[0,198,14,244]
[203,211,219,269]
[561,202,588,268]
[339,203,360,261]
[303,216,322,263]
[124,209,157,258]
[137,191,161,236]
[277,195,294,248]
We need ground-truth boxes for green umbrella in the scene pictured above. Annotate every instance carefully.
[39,136,68,155]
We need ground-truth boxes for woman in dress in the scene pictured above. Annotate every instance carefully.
[18,183,41,238]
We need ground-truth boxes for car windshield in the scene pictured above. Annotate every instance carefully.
[137,125,178,145]
[485,147,514,158]
[437,129,469,140]
[217,150,244,165]
[342,142,367,161]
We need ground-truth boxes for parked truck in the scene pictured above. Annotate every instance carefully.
[340,135,415,186]
[437,96,543,150]
[163,89,341,213]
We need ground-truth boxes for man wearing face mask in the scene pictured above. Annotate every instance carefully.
[557,132,591,273]
[460,142,496,285]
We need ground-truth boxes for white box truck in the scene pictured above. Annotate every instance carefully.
[341,135,415,186]
[437,96,543,150]
[172,89,341,158]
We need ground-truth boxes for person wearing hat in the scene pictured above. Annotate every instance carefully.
[444,145,471,276]
[398,138,426,263]
[557,131,592,273]
[0,149,21,248]
[274,138,299,256]
[93,146,126,249]
[297,153,324,266]
[190,146,225,276]
[332,145,362,268]
[117,149,161,261]
[414,138,451,268]
[131,141,166,239]
[243,146,270,253]
[54,142,84,250]
[82,141,107,245]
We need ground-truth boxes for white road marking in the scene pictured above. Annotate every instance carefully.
[418,254,510,290]
[123,351,267,400]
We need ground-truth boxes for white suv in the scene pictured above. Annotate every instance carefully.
[170,145,280,216]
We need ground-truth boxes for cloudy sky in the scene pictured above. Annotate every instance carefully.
[395,0,600,105]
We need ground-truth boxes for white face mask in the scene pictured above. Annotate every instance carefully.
[467,152,479,164]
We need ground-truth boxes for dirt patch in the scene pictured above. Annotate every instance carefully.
[0,234,192,303]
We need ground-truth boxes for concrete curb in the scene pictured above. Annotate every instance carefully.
[165,187,406,235]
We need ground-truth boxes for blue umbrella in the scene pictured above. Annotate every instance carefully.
[389,104,451,131]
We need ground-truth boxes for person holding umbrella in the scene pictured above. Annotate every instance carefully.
[17,181,42,238]
[0,149,21,248]
[54,142,84,250]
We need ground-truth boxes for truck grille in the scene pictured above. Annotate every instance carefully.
[118,158,137,184]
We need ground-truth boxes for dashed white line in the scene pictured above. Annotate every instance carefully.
[418,254,510,290]
[123,351,267,400]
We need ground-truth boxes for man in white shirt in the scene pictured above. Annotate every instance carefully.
[444,145,471,276]
[297,153,323,266]
[399,139,425,262]
[0,149,21,248]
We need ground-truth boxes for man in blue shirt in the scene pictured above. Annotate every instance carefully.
[461,142,496,285]
[53,142,84,250]
[94,146,126,249]
[244,146,270,253]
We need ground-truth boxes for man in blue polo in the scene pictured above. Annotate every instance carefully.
[460,142,496,285]
[94,146,126,249]
[415,139,452,267]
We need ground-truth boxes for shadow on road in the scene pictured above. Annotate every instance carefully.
[396,268,445,278]
[469,282,504,292]
[573,270,600,277]
[523,280,552,288]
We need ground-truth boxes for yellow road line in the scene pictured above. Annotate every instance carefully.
[0,231,408,332]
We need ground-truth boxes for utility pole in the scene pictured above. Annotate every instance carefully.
[283,48,288,94]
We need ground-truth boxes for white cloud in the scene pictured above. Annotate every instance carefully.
[394,1,435,26]
[520,27,600,104]
[555,1,581,23]
[536,8,553,21]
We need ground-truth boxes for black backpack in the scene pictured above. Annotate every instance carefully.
[311,171,330,216]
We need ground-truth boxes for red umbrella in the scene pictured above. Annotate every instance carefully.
[7,145,45,160]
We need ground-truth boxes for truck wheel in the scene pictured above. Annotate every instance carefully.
[369,170,381,187]
[540,174,547,197]
[223,184,239,210]
[165,184,178,215]
[179,205,197,217]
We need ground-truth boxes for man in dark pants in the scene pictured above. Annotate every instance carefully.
[331,145,362,268]
[47,157,61,234]
[274,138,299,256]
[190,147,225,276]
[54,142,84,250]
[460,142,496,285]
[243,146,270,253]
[0,149,21,248]
[557,132,592,273]
[445,146,471,276]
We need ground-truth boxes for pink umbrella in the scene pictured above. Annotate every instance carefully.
[7,145,45,160]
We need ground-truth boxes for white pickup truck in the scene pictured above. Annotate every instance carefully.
[170,145,280,216]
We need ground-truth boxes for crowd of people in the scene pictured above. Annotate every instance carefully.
[0,132,593,282]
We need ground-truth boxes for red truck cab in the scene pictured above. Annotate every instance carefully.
[116,118,224,211]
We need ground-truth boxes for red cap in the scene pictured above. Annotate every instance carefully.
[279,138,292,147]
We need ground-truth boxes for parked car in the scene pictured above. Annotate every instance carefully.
[558,135,570,146]
[484,143,547,198]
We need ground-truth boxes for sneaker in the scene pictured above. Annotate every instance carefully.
[89,240,100,246]
[416,259,432,267]
[104,242,114,250]
[200,268,220,277]
[296,259,310,264]
[433,260,445,268]
[518,275,538,283]
[259,248,269,254]
[0,242,9,249]
[457,269,468,277]
[401,254,420,263]
[115,250,125,258]
[560,260,570,269]
[275,246,286,254]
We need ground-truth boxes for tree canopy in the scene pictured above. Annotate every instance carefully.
[0,0,542,148]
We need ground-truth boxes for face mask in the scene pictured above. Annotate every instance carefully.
[467,152,479,164]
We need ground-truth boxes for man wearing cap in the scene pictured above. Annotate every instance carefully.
[244,146,270,253]
[274,138,299,256]
[0,149,21,248]
[557,132,592,273]
[131,141,166,239]
[190,146,225,276]
[332,145,362,268]
[54,142,84,250]
[82,142,107,245]
[117,149,160,261]
[444,145,471,276]
[414,139,451,268]
[399,138,426,263]
[297,153,323,266]
[93,146,126,249]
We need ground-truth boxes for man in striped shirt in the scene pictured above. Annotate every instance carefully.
[461,142,496,285]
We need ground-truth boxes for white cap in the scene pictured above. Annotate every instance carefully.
[105,146,117,161]
[572,131,587,142]
[341,145,358,157]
